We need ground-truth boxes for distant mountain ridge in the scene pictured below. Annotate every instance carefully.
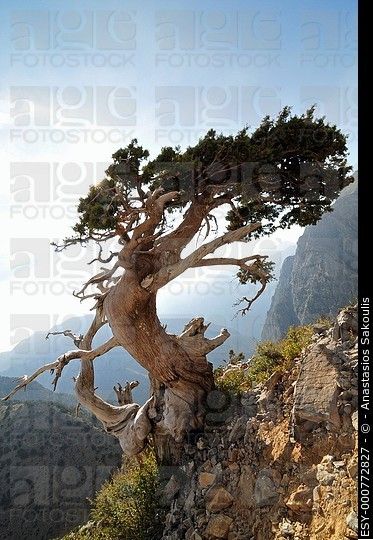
[0,316,248,404]
[0,375,75,406]
[262,179,358,340]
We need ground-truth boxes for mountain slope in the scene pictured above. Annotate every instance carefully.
[262,181,358,340]
[0,375,75,406]
[0,400,122,540]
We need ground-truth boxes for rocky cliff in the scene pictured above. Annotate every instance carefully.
[262,181,358,341]
[159,306,358,539]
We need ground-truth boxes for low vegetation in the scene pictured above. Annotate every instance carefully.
[61,451,163,540]
[215,323,316,393]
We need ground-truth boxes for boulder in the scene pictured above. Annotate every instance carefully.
[286,484,313,512]
[205,515,233,539]
[199,472,216,488]
[333,306,358,342]
[292,345,341,432]
[254,470,279,507]
[346,510,358,532]
[206,486,234,512]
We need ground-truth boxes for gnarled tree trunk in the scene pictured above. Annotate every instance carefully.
[104,272,228,462]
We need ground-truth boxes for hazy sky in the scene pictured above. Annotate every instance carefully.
[0,0,357,351]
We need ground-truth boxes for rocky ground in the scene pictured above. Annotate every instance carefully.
[160,305,358,540]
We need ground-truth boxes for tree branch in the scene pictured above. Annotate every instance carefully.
[1,336,118,401]
[148,222,261,290]
[45,330,83,348]
[191,254,268,268]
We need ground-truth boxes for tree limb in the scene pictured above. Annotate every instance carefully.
[148,222,261,290]
[1,336,118,401]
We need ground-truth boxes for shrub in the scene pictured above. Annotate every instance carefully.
[61,450,163,540]
[214,324,314,392]
[214,366,252,394]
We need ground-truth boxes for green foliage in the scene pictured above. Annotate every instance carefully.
[69,107,352,241]
[62,451,163,540]
[248,324,314,384]
[215,324,314,393]
[228,349,246,365]
[214,365,252,394]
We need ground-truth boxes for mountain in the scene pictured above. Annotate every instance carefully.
[0,400,122,540]
[0,375,75,407]
[261,180,358,340]
[0,316,248,405]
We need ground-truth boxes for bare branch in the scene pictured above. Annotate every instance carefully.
[176,317,231,356]
[234,281,267,317]
[1,350,85,401]
[74,261,120,300]
[88,245,119,265]
[45,329,83,347]
[149,222,262,290]
[2,336,118,401]
[113,380,140,405]
[191,254,268,268]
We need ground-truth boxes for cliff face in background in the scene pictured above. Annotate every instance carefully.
[262,181,358,341]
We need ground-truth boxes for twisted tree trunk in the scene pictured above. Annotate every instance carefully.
[104,273,227,462]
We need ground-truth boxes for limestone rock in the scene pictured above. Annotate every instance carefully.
[206,486,234,512]
[286,484,313,512]
[205,514,233,539]
[346,510,358,532]
[347,456,358,479]
[333,307,358,342]
[199,472,216,488]
[163,475,180,502]
[236,465,255,508]
[293,345,341,431]
[254,470,279,507]
[262,181,358,340]
[316,465,335,486]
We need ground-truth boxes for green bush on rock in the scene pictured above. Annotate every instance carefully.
[61,451,163,540]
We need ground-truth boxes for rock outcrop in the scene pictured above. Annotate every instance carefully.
[262,181,358,340]
[160,306,358,539]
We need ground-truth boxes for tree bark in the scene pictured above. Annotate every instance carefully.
[103,272,221,461]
